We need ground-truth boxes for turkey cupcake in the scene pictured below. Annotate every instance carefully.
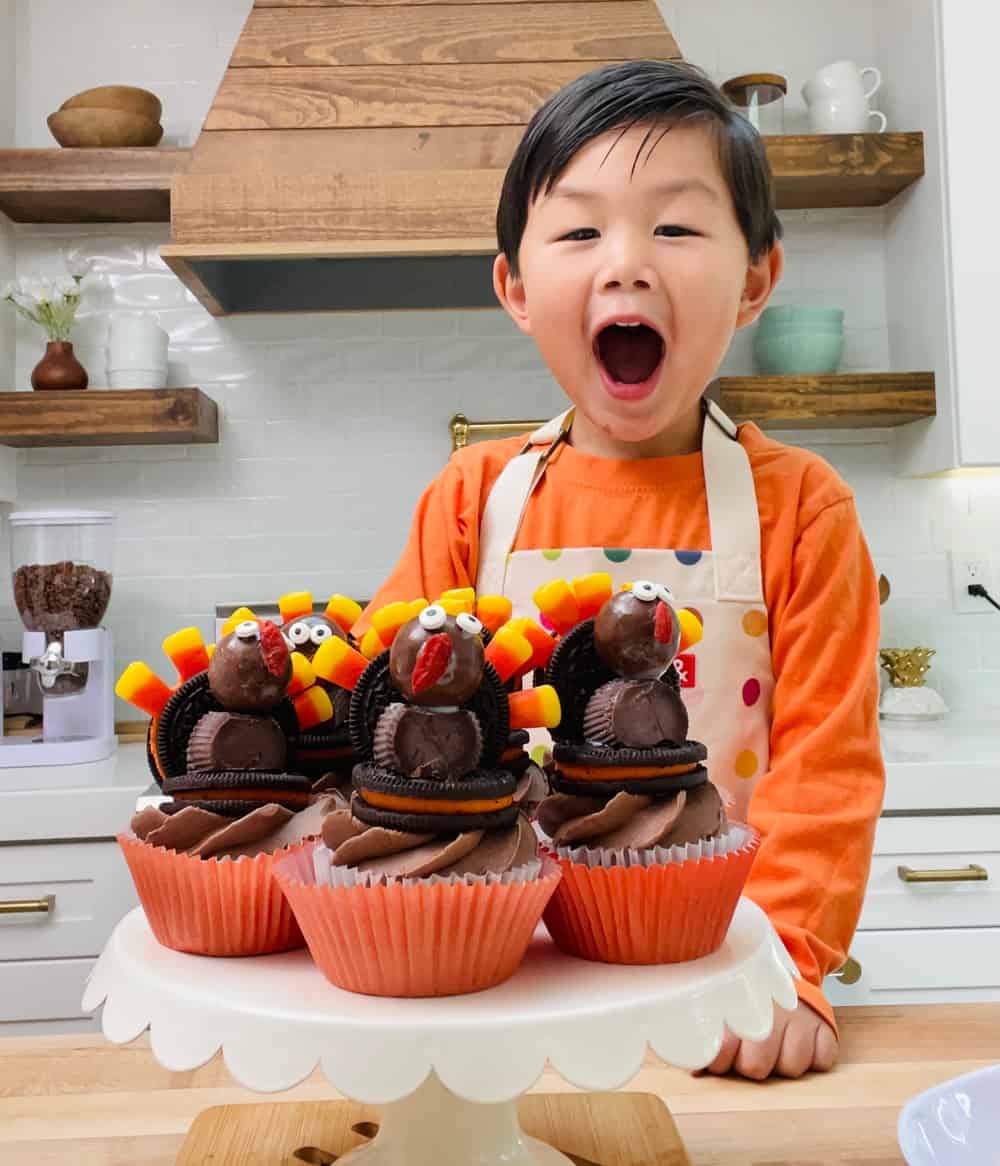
[275,592,563,996]
[116,614,338,956]
[534,574,759,965]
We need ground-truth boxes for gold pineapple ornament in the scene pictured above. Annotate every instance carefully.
[879,648,949,721]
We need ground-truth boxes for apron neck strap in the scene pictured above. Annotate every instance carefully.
[477,399,763,603]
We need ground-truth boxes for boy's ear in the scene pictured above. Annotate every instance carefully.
[735,240,784,330]
[493,253,533,335]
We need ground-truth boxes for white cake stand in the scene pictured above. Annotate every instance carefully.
[83,899,797,1166]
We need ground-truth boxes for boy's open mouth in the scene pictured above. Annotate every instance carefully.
[594,322,665,388]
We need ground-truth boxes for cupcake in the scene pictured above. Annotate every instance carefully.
[275,592,564,996]
[120,794,339,956]
[115,611,341,956]
[534,574,759,965]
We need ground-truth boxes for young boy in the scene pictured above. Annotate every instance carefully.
[364,60,884,1080]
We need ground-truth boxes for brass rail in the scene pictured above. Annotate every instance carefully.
[0,894,55,916]
[449,413,544,452]
[897,864,988,883]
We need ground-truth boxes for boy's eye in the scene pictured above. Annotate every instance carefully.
[560,228,599,242]
[655,225,697,237]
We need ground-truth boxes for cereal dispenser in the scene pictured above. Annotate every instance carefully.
[1,510,116,765]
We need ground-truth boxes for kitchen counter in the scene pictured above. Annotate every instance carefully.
[0,1003,996,1164]
[0,741,152,843]
[880,717,1000,811]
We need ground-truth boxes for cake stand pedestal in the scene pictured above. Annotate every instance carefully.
[83,899,797,1166]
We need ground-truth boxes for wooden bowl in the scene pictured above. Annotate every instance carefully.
[60,85,162,123]
[47,108,163,148]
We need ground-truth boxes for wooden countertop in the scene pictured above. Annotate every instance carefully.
[1,1004,996,1165]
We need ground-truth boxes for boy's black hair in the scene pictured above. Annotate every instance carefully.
[496,59,782,278]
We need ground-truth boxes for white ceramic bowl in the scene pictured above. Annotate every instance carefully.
[898,1064,1000,1164]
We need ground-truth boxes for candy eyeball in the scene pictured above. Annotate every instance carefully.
[655,583,674,603]
[455,612,483,637]
[235,619,260,640]
[632,580,659,602]
[309,623,333,646]
[418,604,447,631]
[287,620,311,646]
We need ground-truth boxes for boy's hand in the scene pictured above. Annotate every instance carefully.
[696,1000,838,1080]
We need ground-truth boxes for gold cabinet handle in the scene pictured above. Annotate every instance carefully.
[0,895,55,916]
[832,955,862,985]
[897,864,988,883]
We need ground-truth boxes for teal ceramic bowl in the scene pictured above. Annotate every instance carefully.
[756,320,844,335]
[758,305,845,329]
[753,329,845,374]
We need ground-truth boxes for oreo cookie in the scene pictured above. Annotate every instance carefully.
[550,740,708,798]
[550,765,708,799]
[162,771,312,818]
[351,762,518,832]
[291,720,356,782]
[349,651,509,768]
[155,673,299,782]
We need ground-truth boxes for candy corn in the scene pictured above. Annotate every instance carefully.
[324,593,363,634]
[359,626,387,660]
[115,662,173,718]
[571,572,613,620]
[371,601,417,648]
[278,591,313,624]
[476,594,512,634]
[507,617,557,673]
[293,684,334,730]
[221,606,257,637]
[161,627,210,683]
[533,579,580,635]
[484,625,533,682]
[678,608,703,652]
[509,684,561,731]
[437,587,476,615]
[286,651,317,697]
[312,636,370,692]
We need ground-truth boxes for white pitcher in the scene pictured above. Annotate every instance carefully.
[802,59,887,133]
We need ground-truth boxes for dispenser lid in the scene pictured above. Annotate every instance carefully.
[9,509,113,527]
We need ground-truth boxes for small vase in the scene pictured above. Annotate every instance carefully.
[31,341,89,391]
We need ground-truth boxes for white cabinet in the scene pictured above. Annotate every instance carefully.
[0,841,138,1027]
[881,0,1000,473]
[828,812,1000,1005]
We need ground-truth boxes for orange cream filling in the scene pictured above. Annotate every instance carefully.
[557,761,698,782]
[360,788,513,815]
[500,747,524,763]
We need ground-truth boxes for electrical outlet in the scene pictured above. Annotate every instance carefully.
[949,552,996,613]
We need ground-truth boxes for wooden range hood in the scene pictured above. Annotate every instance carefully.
[160,0,680,315]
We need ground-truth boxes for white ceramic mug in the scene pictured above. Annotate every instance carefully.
[802,60,887,133]
[106,316,169,387]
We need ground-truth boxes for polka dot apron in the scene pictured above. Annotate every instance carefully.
[475,399,773,823]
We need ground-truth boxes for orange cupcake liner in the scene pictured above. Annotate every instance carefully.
[275,844,562,997]
[118,833,307,957]
[541,827,759,965]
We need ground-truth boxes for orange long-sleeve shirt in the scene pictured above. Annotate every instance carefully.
[364,421,885,1032]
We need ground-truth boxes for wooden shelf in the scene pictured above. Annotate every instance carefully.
[714,372,935,429]
[0,133,921,229]
[0,389,218,446]
[767,133,924,209]
[0,148,190,224]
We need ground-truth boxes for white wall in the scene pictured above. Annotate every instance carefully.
[1,0,16,391]
[4,1,1000,721]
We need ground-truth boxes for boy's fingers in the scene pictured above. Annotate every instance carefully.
[732,1023,784,1081]
[812,1022,839,1073]
[775,1011,818,1079]
[700,1028,740,1075]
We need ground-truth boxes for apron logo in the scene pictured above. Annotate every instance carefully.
[673,654,696,688]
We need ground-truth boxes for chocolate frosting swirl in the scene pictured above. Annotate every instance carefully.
[320,806,537,878]
[537,781,727,851]
[131,795,339,860]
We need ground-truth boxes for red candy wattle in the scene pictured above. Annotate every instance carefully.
[654,600,674,645]
[258,619,289,678]
[411,632,452,693]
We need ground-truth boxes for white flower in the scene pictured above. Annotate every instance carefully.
[0,280,16,300]
[66,257,92,280]
[22,278,52,305]
[53,275,78,298]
